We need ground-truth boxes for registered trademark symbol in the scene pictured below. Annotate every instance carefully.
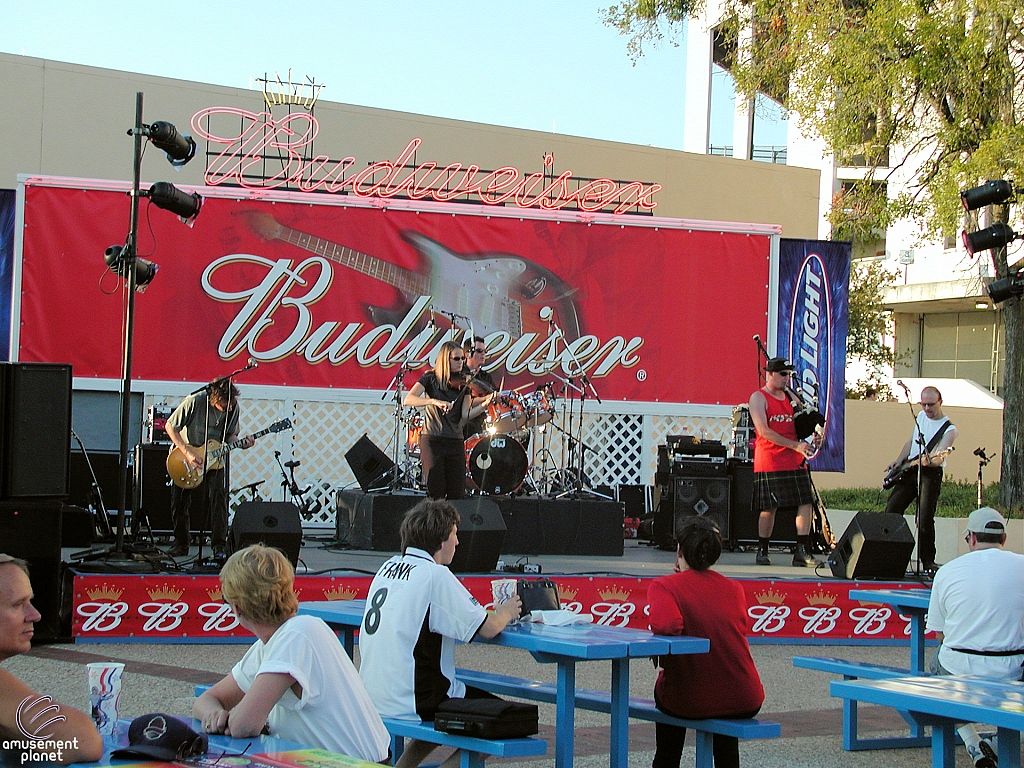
[636,369,647,381]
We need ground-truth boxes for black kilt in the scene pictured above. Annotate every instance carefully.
[753,468,814,511]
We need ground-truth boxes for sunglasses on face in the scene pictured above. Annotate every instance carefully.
[451,356,465,361]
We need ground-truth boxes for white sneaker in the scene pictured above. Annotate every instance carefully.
[966,740,997,768]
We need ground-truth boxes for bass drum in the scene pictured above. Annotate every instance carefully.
[465,434,528,496]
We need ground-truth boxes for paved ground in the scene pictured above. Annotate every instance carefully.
[7,638,1008,768]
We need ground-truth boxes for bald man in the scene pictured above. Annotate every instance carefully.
[883,386,958,573]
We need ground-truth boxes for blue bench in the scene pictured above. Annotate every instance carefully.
[457,669,780,768]
[195,685,547,768]
[792,656,929,750]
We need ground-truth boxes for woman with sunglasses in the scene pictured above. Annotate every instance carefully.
[405,340,491,499]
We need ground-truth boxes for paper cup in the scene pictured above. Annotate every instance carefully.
[87,662,124,735]
[491,578,518,611]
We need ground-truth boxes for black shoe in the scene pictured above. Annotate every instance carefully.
[755,553,771,566]
[792,546,818,567]
[168,543,189,558]
[212,544,229,559]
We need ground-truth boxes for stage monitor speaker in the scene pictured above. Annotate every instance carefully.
[230,502,303,566]
[828,512,915,580]
[0,499,65,641]
[1,363,72,498]
[448,498,506,573]
[343,491,422,550]
[673,475,730,541]
[345,435,395,493]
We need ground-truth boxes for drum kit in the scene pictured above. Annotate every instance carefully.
[383,364,599,498]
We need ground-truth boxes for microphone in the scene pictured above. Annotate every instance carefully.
[284,459,301,468]
[753,334,760,341]
[428,306,436,329]
[896,379,911,396]
[540,306,555,332]
[246,357,258,370]
[974,447,987,458]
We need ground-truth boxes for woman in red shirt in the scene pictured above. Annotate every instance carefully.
[648,517,764,768]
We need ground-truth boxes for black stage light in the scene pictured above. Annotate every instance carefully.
[963,222,1017,255]
[148,120,196,166]
[104,245,159,291]
[986,274,1024,304]
[961,180,1013,211]
[147,181,202,221]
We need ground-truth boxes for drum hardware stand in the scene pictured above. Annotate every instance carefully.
[381,358,428,492]
[274,450,320,519]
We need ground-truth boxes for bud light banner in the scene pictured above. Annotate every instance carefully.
[0,189,14,361]
[776,239,850,472]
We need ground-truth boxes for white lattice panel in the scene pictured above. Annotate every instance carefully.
[143,391,736,526]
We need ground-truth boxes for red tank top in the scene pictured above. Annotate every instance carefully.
[753,390,804,472]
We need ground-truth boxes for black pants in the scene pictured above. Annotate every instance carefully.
[884,465,942,565]
[653,704,760,768]
[170,467,228,548]
[421,436,466,500]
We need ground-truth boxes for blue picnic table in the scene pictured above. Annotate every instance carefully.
[831,675,1024,768]
[299,599,710,768]
[848,587,932,672]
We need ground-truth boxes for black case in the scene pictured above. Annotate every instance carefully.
[434,698,539,739]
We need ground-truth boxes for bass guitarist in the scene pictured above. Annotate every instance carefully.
[884,385,957,574]
[165,379,253,559]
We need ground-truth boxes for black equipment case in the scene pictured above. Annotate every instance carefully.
[434,698,539,739]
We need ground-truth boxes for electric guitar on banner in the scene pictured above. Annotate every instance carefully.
[242,211,582,339]
[166,419,293,489]
[882,447,955,490]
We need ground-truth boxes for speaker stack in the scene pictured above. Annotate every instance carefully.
[0,362,73,641]
[448,498,506,573]
[654,436,730,547]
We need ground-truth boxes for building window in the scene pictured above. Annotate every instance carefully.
[920,312,1004,393]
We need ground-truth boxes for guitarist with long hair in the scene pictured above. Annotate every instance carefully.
[883,385,958,574]
[165,379,253,559]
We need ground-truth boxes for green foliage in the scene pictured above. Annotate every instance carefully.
[602,0,1024,249]
[819,481,1017,518]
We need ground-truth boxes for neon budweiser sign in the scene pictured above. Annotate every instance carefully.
[190,107,662,214]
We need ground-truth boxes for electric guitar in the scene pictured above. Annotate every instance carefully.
[166,419,293,489]
[242,211,582,339]
[882,447,955,490]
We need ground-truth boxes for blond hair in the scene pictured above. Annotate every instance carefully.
[220,544,298,625]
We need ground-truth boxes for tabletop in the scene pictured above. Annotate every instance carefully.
[848,588,931,611]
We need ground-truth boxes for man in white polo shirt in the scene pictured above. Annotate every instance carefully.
[358,499,521,768]
[926,507,1024,768]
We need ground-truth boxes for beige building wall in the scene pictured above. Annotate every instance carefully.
[0,53,820,236]
[813,400,1003,490]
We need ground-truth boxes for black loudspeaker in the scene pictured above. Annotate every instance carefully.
[345,435,396,492]
[133,443,207,534]
[828,512,916,580]
[673,475,731,540]
[728,460,797,546]
[448,498,506,573]
[342,491,422,550]
[0,363,72,498]
[230,502,303,566]
[1,500,65,640]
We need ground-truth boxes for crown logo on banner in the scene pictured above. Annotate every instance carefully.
[324,585,358,601]
[206,588,223,602]
[806,590,837,607]
[147,584,185,602]
[598,586,631,602]
[86,584,125,602]
[754,588,786,605]
[556,585,578,602]
[258,70,326,110]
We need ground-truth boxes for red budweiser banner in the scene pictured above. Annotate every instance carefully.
[73,574,923,642]
[17,178,774,404]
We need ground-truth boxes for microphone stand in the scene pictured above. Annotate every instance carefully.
[70,428,113,541]
[382,355,429,493]
[974,447,991,508]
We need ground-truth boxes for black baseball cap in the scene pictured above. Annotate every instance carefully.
[766,357,796,373]
[111,713,208,762]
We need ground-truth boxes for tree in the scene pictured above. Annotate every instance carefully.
[603,0,1024,510]
[847,260,900,397]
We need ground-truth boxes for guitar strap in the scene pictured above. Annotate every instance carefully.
[921,419,951,455]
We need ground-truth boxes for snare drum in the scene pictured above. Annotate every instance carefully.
[465,434,528,495]
[485,391,527,434]
[406,413,423,456]
[521,389,554,428]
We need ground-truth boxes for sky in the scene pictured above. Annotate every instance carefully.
[0,0,699,151]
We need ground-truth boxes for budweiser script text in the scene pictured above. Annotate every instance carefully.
[203,255,644,375]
